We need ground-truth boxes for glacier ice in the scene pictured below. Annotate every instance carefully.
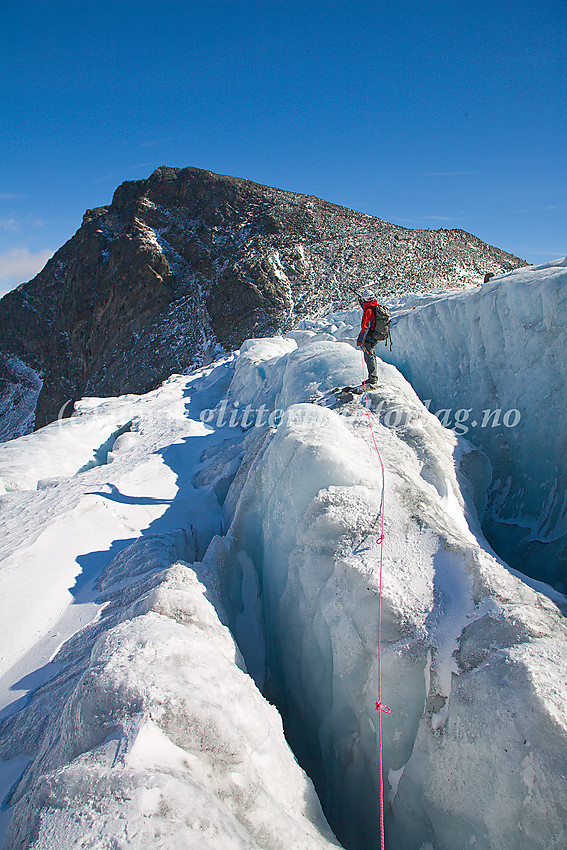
[210,333,567,849]
[0,355,42,443]
[0,370,339,848]
[375,258,567,590]
[1,263,567,849]
[3,534,338,849]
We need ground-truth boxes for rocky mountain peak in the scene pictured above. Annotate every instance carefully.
[0,166,526,439]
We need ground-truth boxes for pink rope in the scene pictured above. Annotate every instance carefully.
[361,350,390,850]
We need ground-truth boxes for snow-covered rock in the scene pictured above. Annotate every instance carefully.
[0,355,42,442]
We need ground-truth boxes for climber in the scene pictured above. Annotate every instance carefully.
[356,288,391,387]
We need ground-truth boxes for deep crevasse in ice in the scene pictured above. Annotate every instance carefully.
[210,333,567,849]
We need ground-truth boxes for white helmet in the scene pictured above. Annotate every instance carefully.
[361,288,377,302]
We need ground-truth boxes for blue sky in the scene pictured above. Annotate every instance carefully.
[1,0,565,295]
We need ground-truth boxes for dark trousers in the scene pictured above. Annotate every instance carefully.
[363,342,378,382]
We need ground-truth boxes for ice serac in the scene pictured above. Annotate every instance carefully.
[378,258,567,590]
[0,165,525,439]
[212,335,567,850]
[0,364,341,848]
[4,533,339,849]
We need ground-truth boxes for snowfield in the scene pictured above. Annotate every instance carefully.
[0,367,339,849]
[0,260,566,849]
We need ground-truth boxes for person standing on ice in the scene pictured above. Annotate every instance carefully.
[356,288,382,387]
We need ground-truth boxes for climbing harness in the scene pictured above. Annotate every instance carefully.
[361,351,390,850]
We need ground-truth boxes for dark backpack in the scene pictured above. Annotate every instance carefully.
[371,304,392,347]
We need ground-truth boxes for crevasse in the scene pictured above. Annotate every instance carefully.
[211,329,567,850]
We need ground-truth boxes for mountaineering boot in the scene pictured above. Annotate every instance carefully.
[331,386,363,400]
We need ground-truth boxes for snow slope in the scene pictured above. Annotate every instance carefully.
[0,366,338,849]
[1,263,566,849]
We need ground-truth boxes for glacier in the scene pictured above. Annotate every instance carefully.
[0,368,339,849]
[373,258,567,591]
[215,332,567,849]
[0,261,566,849]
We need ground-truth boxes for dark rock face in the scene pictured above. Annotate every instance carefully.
[0,166,526,438]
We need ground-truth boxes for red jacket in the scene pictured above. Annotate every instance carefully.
[358,300,378,345]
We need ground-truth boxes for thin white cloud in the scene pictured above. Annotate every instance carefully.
[421,215,457,222]
[0,214,47,233]
[0,193,27,201]
[141,134,186,148]
[0,247,55,292]
[419,171,482,177]
[0,217,19,232]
